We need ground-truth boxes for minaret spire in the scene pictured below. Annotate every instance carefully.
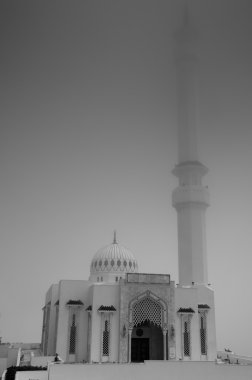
[172,8,209,286]
[113,230,117,244]
[174,1,199,164]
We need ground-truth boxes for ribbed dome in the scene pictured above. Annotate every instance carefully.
[90,234,138,276]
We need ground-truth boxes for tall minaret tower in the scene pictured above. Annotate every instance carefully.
[172,8,209,286]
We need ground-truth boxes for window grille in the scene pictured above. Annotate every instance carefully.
[69,314,76,354]
[200,313,207,355]
[182,316,191,357]
[102,320,110,356]
[133,296,162,327]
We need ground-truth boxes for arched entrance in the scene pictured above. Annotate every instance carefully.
[131,320,163,362]
[128,291,168,362]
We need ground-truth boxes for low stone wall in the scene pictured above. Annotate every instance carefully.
[48,361,252,380]
[31,356,55,367]
[15,371,47,380]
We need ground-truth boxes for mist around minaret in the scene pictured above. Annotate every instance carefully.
[172,7,210,286]
[174,5,200,164]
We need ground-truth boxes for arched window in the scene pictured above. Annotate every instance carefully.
[102,319,110,356]
[180,314,191,357]
[200,313,207,355]
[69,314,76,354]
[183,319,190,356]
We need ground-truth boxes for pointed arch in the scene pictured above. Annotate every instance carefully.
[128,290,168,330]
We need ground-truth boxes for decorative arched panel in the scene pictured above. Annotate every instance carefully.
[133,297,162,327]
[128,290,168,330]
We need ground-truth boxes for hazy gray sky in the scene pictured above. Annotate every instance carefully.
[0,0,252,356]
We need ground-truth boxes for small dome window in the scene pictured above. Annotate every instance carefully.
[111,259,115,267]
[123,260,127,267]
[129,261,132,268]
[99,260,102,267]
[117,260,121,267]
[104,260,108,267]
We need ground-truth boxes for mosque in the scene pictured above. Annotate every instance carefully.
[41,12,217,364]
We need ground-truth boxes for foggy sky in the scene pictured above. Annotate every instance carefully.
[0,0,252,356]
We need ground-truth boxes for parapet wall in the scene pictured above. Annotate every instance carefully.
[48,361,252,380]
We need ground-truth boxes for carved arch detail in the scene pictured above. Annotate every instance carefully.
[128,290,168,331]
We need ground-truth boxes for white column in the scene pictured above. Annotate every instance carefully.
[128,329,132,363]
[99,313,103,363]
[163,330,167,360]
[180,314,184,359]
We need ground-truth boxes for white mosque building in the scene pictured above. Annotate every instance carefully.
[41,12,217,364]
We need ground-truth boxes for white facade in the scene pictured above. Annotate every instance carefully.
[41,239,216,363]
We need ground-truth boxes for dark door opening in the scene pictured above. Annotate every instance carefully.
[131,338,149,362]
[131,320,163,362]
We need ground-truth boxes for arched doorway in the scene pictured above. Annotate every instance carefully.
[131,320,163,362]
[128,292,167,362]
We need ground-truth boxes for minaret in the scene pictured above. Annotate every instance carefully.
[172,7,210,286]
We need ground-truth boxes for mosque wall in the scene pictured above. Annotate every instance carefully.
[43,284,59,356]
[175,286,200,360]
[49,285,59,356]
[56,280,90,362]
[90,283,120,363]
[197,286,216,360]
[175,285,216,361]
[42,278,216,364]
[42,280,91,361]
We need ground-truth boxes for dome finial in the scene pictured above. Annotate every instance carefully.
[113,230,117,244]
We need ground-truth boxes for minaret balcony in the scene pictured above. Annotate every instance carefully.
[173,161,208,178]
[172,185,210,208]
